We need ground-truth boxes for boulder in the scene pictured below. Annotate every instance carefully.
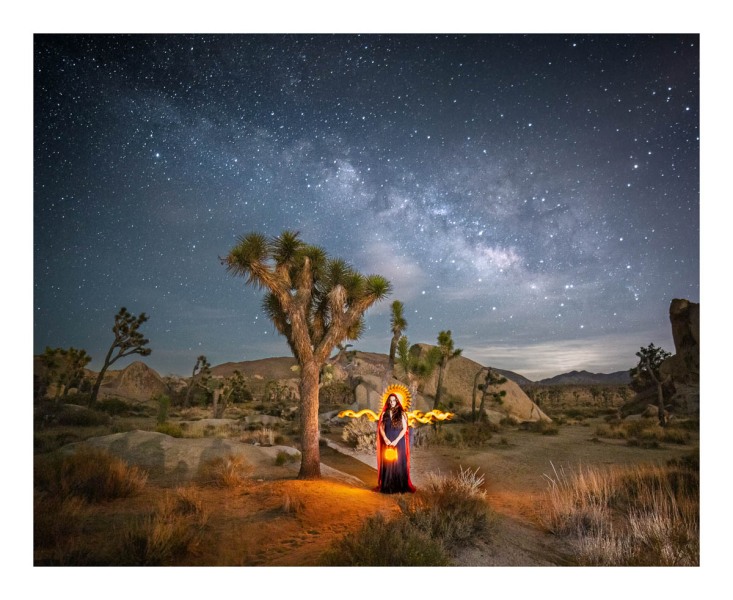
[660,298,699,384]
[411,345,550,422]
[101,361,169,401]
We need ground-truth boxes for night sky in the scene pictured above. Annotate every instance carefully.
[33,34,699,380]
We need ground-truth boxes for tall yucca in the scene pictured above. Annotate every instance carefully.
[388,300,407,371]
[223,230,391,478]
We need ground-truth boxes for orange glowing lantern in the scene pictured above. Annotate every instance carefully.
[384,447,398,461]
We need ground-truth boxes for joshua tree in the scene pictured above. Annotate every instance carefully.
[184,355,211,407]
[213,370,248,418]
[388,300,407,371]
[41,346,91,402]
[395,335,441,399]
[476,368,507,422]
[434,330,462,410]
[223,230,390,478]
[631,343,672,427]
[89,307,151,406]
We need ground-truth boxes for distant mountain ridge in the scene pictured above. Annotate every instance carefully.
[536,370,631,385]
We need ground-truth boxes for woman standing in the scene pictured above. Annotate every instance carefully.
[377,391,416,493]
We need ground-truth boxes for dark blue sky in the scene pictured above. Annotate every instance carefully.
[33,34,699,379]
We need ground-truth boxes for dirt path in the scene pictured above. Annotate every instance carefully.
[320,420,697,566]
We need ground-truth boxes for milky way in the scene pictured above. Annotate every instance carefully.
[34,34,699,379]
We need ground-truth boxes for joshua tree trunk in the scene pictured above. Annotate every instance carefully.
[477,369,493,423]
[471,368,486,422]
[388,332,400,371]
[298,361,321,478]
[434,358,447,410]
[89,345,115,407]
[645,359,667,427]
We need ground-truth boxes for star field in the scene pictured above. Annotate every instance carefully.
[34,34,699,379]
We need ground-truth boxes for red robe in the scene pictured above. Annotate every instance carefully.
[376,404,416,493]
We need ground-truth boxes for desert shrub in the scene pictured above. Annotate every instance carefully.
[169,486,208,519]
[154,394,171,424]
[252,426,275,445]
[199,454,253,488]
[275,450,300,466]
[281,492,305,515]
[155,422,184,438]
[597,419,690,447]
[321,513,451,566]
[319,381,354,406]
[35,446,148,503]
[499,415,519,427]
[52,405,110,427]
[96,397,133,416]
[460,422,497,447]
[397,466,493,549]
[542,462,698,565]
[341,418,377,452]
[526,420,559,435]
[116,488,208,566]
[34,492,87,551]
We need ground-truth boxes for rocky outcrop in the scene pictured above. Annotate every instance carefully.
[410,345,550,423]
[101,361,169,401]
[660,298,699,384]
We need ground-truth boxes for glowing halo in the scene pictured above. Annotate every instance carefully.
[381,383,411,411]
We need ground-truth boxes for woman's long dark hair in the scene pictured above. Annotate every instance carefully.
[387,394,404,428]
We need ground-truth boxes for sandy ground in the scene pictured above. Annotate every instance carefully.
[41,418,697,566]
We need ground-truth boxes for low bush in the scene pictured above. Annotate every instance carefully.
[321,513,450,566]
[155,422,184,438]
[459,422,499,447]
[39,404,111,427]
[526,420,559,435]
[341,418,377,452]
[397,466,493,549]
[595,419,690,446]
[199,454,252,488]
[116,487,208,566]
[97,398,133,416]
[154,394,170,424]
[275,450,300,466]
[35,446,148,503]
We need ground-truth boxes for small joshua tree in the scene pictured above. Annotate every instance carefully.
[631,343,672,427]
[474,368,507,422]
[396,335,440,399]
[89,308,151,407]
[388,300,407,372]
[434,330,462,410]
[184,355,211,408]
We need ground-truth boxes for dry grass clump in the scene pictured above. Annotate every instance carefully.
[198,453,253,488]
[281,492,306,515]
[542,461,698,565]
[33,493,87,556]
[595,418,691,446]
[275,449,300,466]
[341,418,377,452]
[35,446,148,503]
[525,419,559,435]
[241,426,275,446]
[321,513,451,566]
[116,487,208,566]
[398,466,493,549]
[155,422,185,437]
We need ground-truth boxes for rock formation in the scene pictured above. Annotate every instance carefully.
[100,361,169,401]
[660,298,699,384]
